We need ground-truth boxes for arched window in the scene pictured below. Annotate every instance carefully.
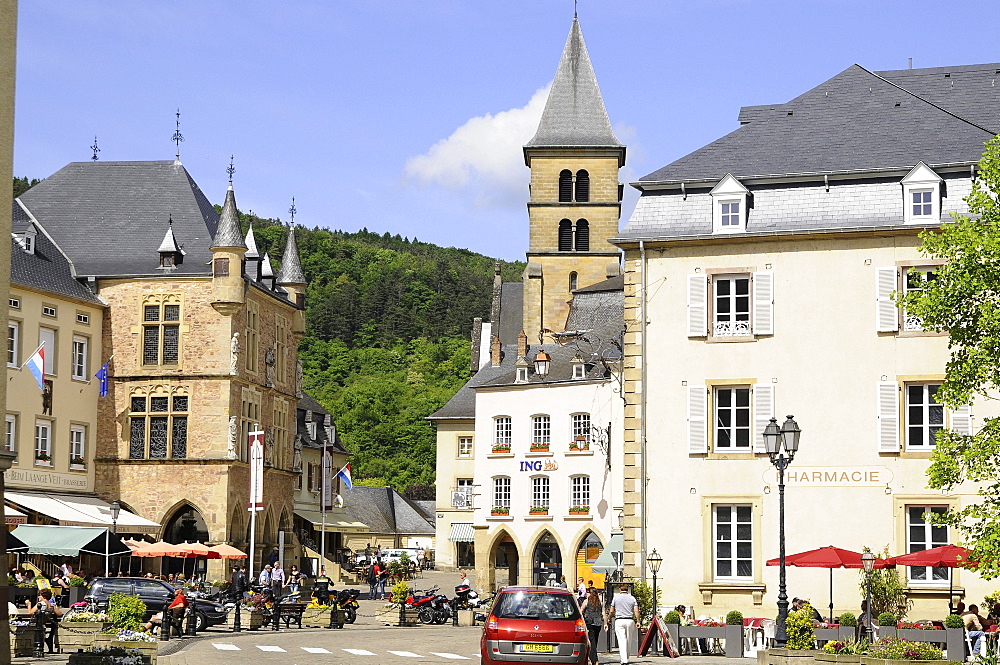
[569,272,578,292]
[558,170,573,202]
[558,219,573,252]
[574,220,589,252]
[575,170,590,202]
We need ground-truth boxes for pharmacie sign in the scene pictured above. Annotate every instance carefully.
[762,466,892,487]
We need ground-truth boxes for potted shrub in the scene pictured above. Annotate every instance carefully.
[529,442,550,453]
[943,614,965,658]
[568,505,590,515]
[528,505,549,515]
[838,612,859,641]
[68,575,88,604]
[60,610,112,652]
[663,610,682,651]
[785,605,819,652]
[491,443,511,454]
[860,637,947,665]
[725,610,744,657]
[490,506,509,517]
[875,613,898,639]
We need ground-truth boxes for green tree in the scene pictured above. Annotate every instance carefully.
[12,176,40,198]
[899,135,1000,579]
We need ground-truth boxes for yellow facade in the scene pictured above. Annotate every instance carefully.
[432,419,476,569]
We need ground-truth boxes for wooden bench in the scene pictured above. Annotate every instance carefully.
[273,603,306,629]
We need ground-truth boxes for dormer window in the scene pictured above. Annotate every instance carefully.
[901,162,942,224]
[516,366,529,383]
[18,223,38,255]
[711,174,750,234]
[572,358,586,379]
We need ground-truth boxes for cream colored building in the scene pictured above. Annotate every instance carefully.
[613,62,1000,619]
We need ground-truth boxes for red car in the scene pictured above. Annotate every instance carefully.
[481,586,588,664]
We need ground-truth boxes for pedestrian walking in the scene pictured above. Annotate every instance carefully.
[378,560,389,599]
[577,577,588,604]
[607,584,639,665]
[367,562,379,600]
[258,564,272,588]
[271,562,286,598]
[583,588,607,665]
[287,565,303,594]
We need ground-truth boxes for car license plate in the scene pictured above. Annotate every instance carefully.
[521,644,554,653]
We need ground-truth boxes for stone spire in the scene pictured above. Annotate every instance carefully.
[244,222,260,259]
[261,252,274,280]
[525,17,622,149]
[211,184,247,250]
[276,225,306,286]
[157,217,181,254]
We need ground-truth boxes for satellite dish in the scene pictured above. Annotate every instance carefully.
[333,494,344,508]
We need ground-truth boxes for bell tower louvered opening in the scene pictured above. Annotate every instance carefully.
[558,219,574,251]
[559,170,573,202]
[574,220,589,251]
[575,170,589,202]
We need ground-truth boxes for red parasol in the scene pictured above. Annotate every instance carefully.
[766,546,893,621]
[209,543,247,559]
[884,544,976,614]
[175,542,222,559]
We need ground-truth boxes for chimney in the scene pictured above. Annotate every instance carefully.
[490,336,502,367]
[517,329,528,359]
[470,317,482,374]
[490,261,503,327]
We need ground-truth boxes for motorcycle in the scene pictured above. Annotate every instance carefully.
[454,584,490,610]
[406,586,442,625]
[334,588,360,624]
[427,591,453,625]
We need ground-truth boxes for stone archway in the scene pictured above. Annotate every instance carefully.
[530,531,563,587]
[482,527,520,591]
[161,503,209,578]
[574,530,605,589]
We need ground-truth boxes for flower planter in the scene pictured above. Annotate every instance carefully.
[35,459,52,466]
[840,627,859,641]
[815,628,841,642]
[528,509,549,516]
[897,630,946,644]
[68,651,152,665]
[110,640,158,664]
[398,608,419,627]
[568,509,590,516]
[490,509,510,517]
[817,654,863,664]
[860,658,949,665]
[9,623,35,657]
[678,625,727,638]
[874,627,897,640]
[68,587,87,605]
[529,445,550,453]
[59,621,114,652]
[945,628,965,659]
[70,463,86,471]
[491,446,511,454]
[725,624,744,658]
[301,610,331,627]
[760,648,822,665]
[247,611,267,630]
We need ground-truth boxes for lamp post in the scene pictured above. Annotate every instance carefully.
[861,551,876,642]
[647,548,662,618]
[110,501,120,574]
[763,415,801,649]
[533,351,551,378]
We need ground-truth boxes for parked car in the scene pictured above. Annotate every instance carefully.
[481,586,588,664]
[84,577,228,632]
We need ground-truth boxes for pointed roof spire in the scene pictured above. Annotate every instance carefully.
[261,252,275,279]
[525,18,621,149]
[157,215,182,253]
[211,180,247,250]
[276,225,306,285]
[244,222,260,259]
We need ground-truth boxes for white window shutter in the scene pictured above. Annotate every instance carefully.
[950,404,972,436]
[876,267,899,332]
[687,274,708,337]
[687,385,707,454]
[753,384,774,453]
[877,381,900,452]
[753,271,774,335]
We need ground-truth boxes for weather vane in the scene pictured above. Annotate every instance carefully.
[574,0,578,18]
[172,109,185,162]
[288,197,297,224]
[90,136,100,161]
[227,155,235,184]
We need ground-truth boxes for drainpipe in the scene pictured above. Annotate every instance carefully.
[639,241,648,581]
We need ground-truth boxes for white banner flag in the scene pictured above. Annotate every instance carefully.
[322,447,334,512]
[248,429,265,512]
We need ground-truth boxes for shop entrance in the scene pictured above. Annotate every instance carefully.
[532,532,562,586]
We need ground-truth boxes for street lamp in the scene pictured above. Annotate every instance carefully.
[861,551,876,642]
[110,501,120,534]
[764,415,801,649]
[647,549,662,618]
[533,351,551,378]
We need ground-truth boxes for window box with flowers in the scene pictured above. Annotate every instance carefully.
[491,443,512,454]
[490,507,510,517]
[529,442,550,453]
[568,505,590,515]
[528,506,549,516]
[569,438,590,452]
[34,452,51,467]
[69,456,86,471]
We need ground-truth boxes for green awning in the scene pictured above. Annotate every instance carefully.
[590,534,624,575]
[448,523,475,542]
[11,525,132,557]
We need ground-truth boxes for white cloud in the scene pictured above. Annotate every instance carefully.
[404,87,549,208]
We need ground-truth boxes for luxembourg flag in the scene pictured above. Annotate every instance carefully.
[335,463,353,491]
[23,344,45,390]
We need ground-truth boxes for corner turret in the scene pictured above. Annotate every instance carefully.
[210,184,247,315]
[276,224,307,334]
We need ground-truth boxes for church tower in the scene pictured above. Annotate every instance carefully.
[522,17,625,342]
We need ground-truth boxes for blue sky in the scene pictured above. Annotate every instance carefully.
[13,1,1000,260]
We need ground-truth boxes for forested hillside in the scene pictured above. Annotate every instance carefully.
[242,212,524,490]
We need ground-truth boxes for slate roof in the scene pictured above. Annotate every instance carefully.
[211,186,247,250]
[525,18,622,150]
[476,342,615,389]
[342,486,434,536]
[297,392,349,455]
[427,357,513,420]
[496,282,523,345]
[276,226,306,285]
[10,203,104,306]
[638,63,1000,185]
[17,161,219,277]
[565,277,624,339]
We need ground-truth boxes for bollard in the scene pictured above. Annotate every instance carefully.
[273,605,280,631]
[160,609,171,642]
[398,603,405,628]
[232,600,242,632]
[33,611,45,657]
[186,605,197,636]
[452,599,459,626]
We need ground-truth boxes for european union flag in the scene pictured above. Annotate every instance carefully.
[95,362,109,398]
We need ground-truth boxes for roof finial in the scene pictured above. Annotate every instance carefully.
[90,136,100,161]
[288,197,297,224]
[227,155,235,186]
[574,0,577,18]
[172,108,185,163]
